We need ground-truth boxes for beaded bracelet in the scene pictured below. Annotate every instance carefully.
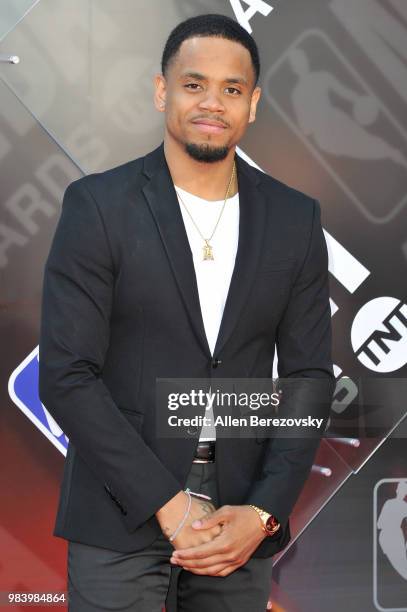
[168,489,192,542]
[188,490,212,501]
[167,488,213,542]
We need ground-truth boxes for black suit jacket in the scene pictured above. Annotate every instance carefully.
[38,141,335,558]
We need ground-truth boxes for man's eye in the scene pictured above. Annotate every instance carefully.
[184,84,241,95]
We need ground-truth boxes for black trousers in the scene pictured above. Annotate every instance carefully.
[67,460,273,611]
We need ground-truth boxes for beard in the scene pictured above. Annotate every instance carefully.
[185,141,229,163]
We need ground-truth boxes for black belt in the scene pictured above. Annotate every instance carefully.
[193,441,216,463]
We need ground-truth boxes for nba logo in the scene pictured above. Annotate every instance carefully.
[8,346,68,456]
[373,478,407,611]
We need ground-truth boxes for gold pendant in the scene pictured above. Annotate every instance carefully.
[203,241,214,261]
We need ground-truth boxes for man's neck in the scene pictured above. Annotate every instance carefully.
[163,136,238,201]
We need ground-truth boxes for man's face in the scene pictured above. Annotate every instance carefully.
[155,36,261,163]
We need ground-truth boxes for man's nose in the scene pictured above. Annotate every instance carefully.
[198,89,225,112]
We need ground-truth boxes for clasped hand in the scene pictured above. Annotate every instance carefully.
[171,501,267,577]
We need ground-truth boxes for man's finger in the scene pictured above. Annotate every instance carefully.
[191,506,230,530]
[187,562,241,576]
[173,552,230,569]
[173,533,229,560]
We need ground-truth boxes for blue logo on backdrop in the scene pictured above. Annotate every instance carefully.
[8,346,68,456]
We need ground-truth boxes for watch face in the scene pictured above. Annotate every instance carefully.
[265,515,279,534]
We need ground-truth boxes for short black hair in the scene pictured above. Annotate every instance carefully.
[161,13,260,88]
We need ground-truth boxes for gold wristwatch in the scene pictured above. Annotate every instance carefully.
[249,504,280,537]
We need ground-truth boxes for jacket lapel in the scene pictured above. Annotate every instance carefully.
[142,144,211,356]
[213,154,267,356]
[141,142,268,358]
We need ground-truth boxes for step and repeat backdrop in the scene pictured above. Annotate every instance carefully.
[1,1,406,610]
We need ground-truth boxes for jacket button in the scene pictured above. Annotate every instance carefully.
[211,358,222,369]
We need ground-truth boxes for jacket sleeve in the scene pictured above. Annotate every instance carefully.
[38,179,183,533]
[244,199,335,528]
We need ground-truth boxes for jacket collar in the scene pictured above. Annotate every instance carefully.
[141,141,267,357]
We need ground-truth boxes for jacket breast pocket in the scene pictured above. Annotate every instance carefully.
[257,257,296,275]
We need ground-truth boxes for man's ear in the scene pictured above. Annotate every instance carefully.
[154,73,167,112]
[249,86,261,123]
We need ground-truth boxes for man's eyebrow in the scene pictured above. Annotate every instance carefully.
[180,71,248,86]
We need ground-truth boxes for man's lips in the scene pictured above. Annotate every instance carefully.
[191,119,227,134]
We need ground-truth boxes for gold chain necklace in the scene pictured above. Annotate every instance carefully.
[175,160,236,261]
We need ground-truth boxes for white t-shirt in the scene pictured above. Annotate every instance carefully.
[174,184,239,441]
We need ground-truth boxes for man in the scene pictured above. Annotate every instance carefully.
[38,13,334,612]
